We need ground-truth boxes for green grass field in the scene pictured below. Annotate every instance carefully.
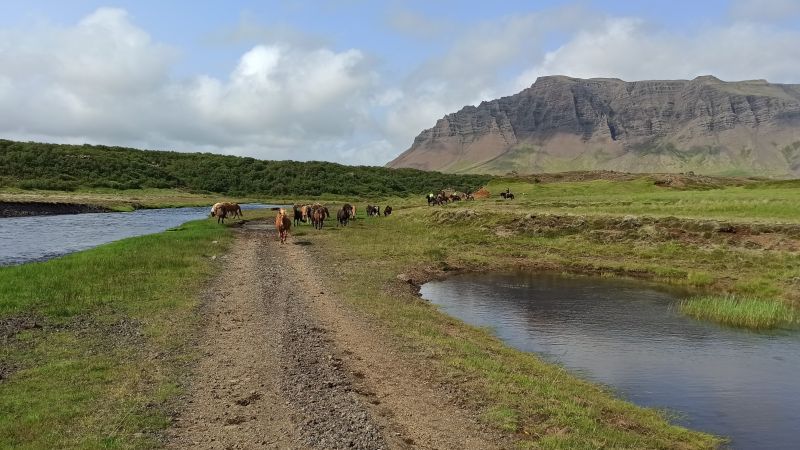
[0,219,232,449]
[483,178,800,222]
[2,175,799,448]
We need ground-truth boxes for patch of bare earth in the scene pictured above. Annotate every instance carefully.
[169,220,503,449]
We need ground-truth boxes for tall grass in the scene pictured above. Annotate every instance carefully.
[680,296,798,329]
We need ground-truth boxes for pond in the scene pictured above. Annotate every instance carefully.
[0,204,276,266]
[421,272,800,450]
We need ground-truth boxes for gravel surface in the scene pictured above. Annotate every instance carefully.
[169,220,504,449]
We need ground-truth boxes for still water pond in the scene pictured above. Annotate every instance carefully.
[421,273,800,450]
[0,204,274,266]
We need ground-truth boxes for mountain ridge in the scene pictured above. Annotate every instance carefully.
[388,75,800,177]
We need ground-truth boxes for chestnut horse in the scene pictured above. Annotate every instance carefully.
[275,208,291,244]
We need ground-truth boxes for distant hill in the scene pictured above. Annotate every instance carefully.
[0,140,490,197]
[388,75,800,177]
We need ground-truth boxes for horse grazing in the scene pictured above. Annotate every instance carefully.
[311,205,330,230]
[275,208,291,244]
[337,207,351,227]
[383,206,392,216]
[366,205,380,217]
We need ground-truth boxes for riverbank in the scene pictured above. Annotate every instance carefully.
[0,188,258,213]
[295,210,724,448]
[0,218,233,448]
[287,181,799,445]
[0,201,112,217]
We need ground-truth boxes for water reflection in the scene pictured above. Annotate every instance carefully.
[421,272,800,450]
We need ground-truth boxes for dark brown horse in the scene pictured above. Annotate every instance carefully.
[311,205,330,230]
[337,207,351,226]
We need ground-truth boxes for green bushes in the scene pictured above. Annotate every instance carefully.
[0,140,491,197]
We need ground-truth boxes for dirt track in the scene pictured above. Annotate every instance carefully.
[168,221,502,449]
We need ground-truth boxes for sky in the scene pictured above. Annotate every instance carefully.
[1,0,800,165]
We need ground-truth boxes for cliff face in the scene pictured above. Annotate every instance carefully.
[387,76,800,177]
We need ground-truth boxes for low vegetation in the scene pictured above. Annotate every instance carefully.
[0,219,233,449]
[680,296,798,329]
[0,139,489,197]
[0,187,258,211]
[482,177,800,222]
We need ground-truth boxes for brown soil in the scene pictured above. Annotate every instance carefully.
[168,221,504,449]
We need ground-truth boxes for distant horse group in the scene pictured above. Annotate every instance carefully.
[426,190,475,206]
[291,204,332,230]
[247,201,393,243]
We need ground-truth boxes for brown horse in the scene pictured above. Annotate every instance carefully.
[275,208,291,244]
[311,205,330,230]
[210,202,228,223]
[224,202,243,218]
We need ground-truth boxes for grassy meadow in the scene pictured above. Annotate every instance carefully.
[0,219,233,449]
[1,173,799,448]
[481,177,800,222]
[293,176,799,446]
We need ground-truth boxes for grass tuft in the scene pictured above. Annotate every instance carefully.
[680,295,798,329]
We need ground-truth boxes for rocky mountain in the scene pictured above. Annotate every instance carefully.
[387,76,800,177]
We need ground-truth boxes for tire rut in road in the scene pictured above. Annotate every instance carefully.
[263,224,387,449]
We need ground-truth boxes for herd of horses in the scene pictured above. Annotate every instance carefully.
[426,190,476,206]
[211,201,394,244]
[426,188,515,205]
[212,187,513,244]
[290,203,392,228]
[273,203,393,244]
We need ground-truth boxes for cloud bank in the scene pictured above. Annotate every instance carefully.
[1,6,799,165]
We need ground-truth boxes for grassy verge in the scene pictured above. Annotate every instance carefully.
[680,296,798,329]
[482,178,800,222]
[0,218,233,449]
[0,187,259,211]
[301,207,725,448]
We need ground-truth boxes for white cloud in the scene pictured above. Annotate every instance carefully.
[2,6,800,166]
[514,17,800,89]
[0,8,379,162]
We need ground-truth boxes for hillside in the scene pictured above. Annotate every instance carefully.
[0,140,490,197]
[388,75,800,177]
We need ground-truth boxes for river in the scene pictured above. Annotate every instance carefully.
[421,272,800,450]
[0,204,276,266]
